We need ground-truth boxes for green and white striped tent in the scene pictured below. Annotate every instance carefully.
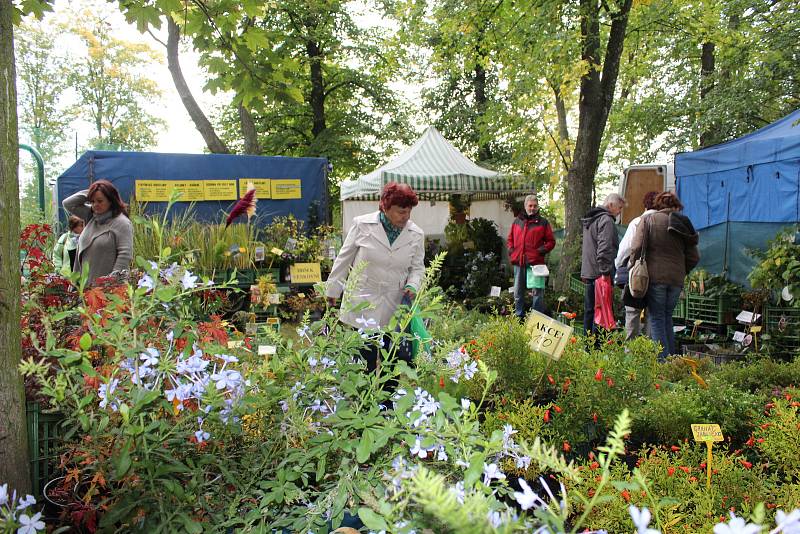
[340,126,535,200]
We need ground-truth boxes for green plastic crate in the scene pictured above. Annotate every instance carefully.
[672,294,686,319]
[569,273,585,295]
[682,343,747,365]
[764,306,800,351]
[685,294,739,325]
[26,402,64,498]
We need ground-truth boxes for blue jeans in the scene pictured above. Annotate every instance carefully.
[646,283,682,360]
[583,278,596,335]
[513,265,545,318]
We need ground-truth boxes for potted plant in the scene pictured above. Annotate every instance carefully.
[449,194,471,224]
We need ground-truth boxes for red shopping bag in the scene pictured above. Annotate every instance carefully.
[594,275,617,330]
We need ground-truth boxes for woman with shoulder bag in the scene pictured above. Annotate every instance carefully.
[614,191,658,340]
[629,192,699,360]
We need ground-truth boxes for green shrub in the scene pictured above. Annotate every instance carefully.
[545,334,660,449]
[463,315,548,400]
[633,381,760,446]
[712,357,800,397]
[753,387,800,481]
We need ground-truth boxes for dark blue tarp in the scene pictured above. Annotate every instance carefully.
[56,151,329,228]
[675,110,800,286]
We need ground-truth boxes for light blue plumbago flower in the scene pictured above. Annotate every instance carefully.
[487,510,503,528]
[629,505,660,534]
[211,369,242,391]
[177,353,209,374]
[713,513,762,534]
[137,274,155,291]
[308,357,319,368]
[166,330,175,343]
[320,357,335,368]
[482,462,506,485]
[462,361,478,380]
[180,269,199,290]
[355,315,378,329]
[98,378,120,411]
[163,262,180,279]
[16,493,36,511]
[538,476,568,512]
[450,480,466,504]
[218,353,238,364]
[0,483,8,506]
[140,347,160,367]
[296,325,311,338]
[513,478,544,511]
[278,400,289,412]
[148,260,158,271]
[194,429,210,443]
[461,398,471,412]
[436,445,448,461]
[515,455,532,470]
[17,511,45,534]
[409,437,430,459]
[775,509,800,534]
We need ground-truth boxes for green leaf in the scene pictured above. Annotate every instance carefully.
[155,287,176,302]
[79,333,92,351]
[357,508,388,531]
[356,428,376,463]
[114,439,132,478]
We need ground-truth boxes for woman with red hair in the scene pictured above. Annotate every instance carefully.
[326,182,425,372]
[63,179,133,284]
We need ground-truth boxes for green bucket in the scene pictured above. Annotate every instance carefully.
[527,266,547,289]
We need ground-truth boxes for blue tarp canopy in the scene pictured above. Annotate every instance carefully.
[56,151,329,228]
[677,109,800,230]
[676,109,800,285]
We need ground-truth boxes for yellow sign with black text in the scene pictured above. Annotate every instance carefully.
[691,424,724,442]
[524,310,573,361]
[289,263,322,284]
[135,180,206,202]
[203,180,238,200]
[271,179,302,199]
[238,179,272,199]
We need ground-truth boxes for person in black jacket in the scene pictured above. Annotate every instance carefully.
[580,193,625,335]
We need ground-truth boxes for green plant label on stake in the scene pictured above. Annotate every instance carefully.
[524,310,573,361]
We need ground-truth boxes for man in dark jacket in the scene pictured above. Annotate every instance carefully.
[580,193,625,334]
[507,194,556,318]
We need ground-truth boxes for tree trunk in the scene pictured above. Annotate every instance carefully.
[553,83,572,167]
[166,16,229,154]
[238,103,260,154]
[699,42,715,147]
[557,0,633,289]
[474,60,492,162]
[307,39,326,139]
[0,0,31,495]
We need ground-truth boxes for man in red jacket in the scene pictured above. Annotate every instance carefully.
[507,194,556,318]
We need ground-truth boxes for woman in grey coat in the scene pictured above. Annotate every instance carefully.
[63,179,133,284]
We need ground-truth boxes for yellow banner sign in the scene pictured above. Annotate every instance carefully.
[691,424,724,442]
[290,262,322,284]
[524,310,573,361]
[135,180,170,201]
[203,180,238,200]
[135,180,206,202]
[238,179,272,199]
[271,179,302,199]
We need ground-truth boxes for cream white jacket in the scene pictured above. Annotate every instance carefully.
[325,211,425,328]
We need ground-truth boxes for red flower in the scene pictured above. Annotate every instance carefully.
[590,461,599,470]
[620,489,631,502]
[547,374,555,385]
[689,476,698,483]
[740,460,753,469]
[654,382,661,390]
[439,377,445,389]
[670,445,680,452]
[592,412,598,423]
[678,466,690,473]
[667,467,675,476]
[562,378,571,393]
[606,378,615,387]
[553,405,562,413]
[594,369,603,381]
[544,409,551,423]
[562,441,571,453]
[745,436,755,446]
